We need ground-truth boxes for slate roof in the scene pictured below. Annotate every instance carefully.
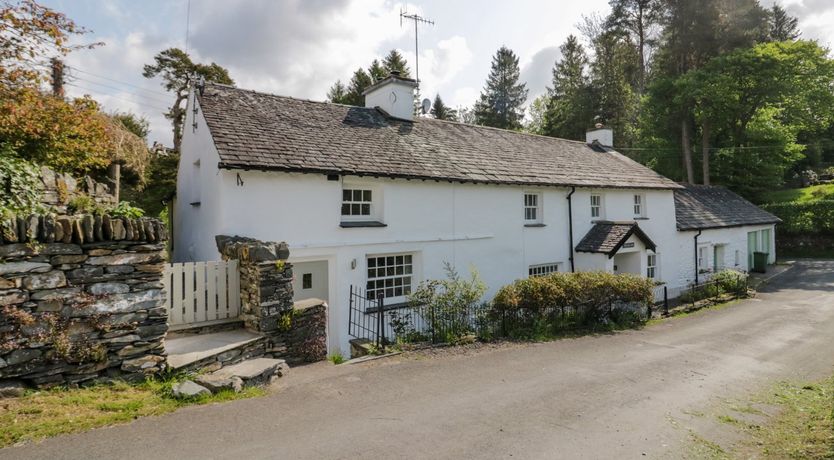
[674,184,781,231]
[575,222,656,256]
[197,83,681,190]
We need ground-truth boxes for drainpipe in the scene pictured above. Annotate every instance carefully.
[694,229,702,285]
[567,187,576,272]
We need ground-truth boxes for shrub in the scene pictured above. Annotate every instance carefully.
[108,201,144,218]
[761,200,834,235]
[0,147,43,217]
[492,272,655,335]
[406,263,487,344]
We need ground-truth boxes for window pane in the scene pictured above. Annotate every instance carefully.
[343,189,352,201]
[368,258,376,267]
[351,203,360,215]
[405,255,412,263]
[361,204,370,215]
[341,203,350,215]
[363,190,372,202]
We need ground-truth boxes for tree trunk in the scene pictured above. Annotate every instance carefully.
[701,120,711,186]
[681,119,695,184]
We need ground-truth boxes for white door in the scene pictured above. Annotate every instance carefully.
[292,260,329,304]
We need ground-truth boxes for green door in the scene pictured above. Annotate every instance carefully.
[747,231,758,270]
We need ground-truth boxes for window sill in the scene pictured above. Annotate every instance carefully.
[524,223,546,228]
[189,201,201,207]
[634,217,649,221]
[340,221,387,228]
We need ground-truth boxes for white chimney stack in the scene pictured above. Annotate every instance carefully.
[586,123,614,147]
[363,71,418,121]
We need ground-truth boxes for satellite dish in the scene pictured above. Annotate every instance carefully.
[421,98,432,115]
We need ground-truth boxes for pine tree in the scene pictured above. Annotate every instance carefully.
[430,94,457,121]
[543,35,595,140]
[606,0,663,92]
[382,49,411,77]
[474,46,528,130]
[326,80,349,104]
[344,68,373,106]
[368,59,387,83]
[589,31,640,146]
[768,4,800,41]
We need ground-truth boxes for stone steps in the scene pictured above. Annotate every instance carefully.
[173,358,287,397]
[165,329,267,373]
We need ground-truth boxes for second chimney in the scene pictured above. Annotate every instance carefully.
[363,71,418,121]
[586,124,614,147]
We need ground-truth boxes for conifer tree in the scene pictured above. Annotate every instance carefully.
[430,94,457,121]
[543,35,594,140]
[768,4,800,41]
[326,80,349,104]
[368,59,387,82]
[382,49,411,77]
[474,46,528,130]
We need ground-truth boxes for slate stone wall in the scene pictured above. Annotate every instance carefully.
[216,235,327,364]
[39,165,116,214]
[0,214,168,388]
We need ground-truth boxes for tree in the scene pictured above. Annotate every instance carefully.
[0,0,98,88]
[112,111,150,140]
[543,35,594,140]
[589,31,641,147]
[143,48,234,151]
[382,49,411,77]
[368,59,387,82]
[430,94,457,121]
[525,95,548,135]
[682,40,834,193]
[0,87,111,173]
[344,68,373,106]
[767,4,800,41]
[326,80,348,104]
[474,46,528,130]
[606,0,663,92]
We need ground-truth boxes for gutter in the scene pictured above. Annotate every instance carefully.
[694,229,703,285]
[567,187,576,272]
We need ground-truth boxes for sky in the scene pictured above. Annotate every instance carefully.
[39,0,834,147]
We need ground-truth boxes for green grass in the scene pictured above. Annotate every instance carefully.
[0,377,265,448]
[328,352,344,364]
[760,183,834,204]
[737,377,834,459]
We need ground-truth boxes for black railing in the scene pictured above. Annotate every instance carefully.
[679,274,748,306]
[348,286,387,351]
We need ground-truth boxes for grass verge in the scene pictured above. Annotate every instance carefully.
[736,377,834,459]
[760,183,834,204]
[0,377,265,448]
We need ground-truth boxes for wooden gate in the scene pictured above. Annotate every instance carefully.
[163,260,241,329]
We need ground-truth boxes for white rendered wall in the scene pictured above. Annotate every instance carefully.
[363,80,416,120]
[674,224,777,289]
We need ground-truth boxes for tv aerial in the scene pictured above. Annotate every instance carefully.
[400,6,434,83]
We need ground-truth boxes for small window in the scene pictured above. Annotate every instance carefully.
[524,192,541,223]
[366,254,413,300]
[698,246,707,269]
[342,189,372,217]
[633,194,644,217]
[529,263,560,277]
[590,194,602,219]
[302,273,312,290]
[647,254,657,279]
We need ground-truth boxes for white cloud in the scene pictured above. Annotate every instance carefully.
[401,35,473,104]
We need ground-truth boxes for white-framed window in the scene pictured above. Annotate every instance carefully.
[524,192,542,224]
[366,254,413,300]
[529,263,560,277]
[590,193,602,219]
[698,246,708,270]
[342,188,373,218]
[647,253,657,279]
[633,194,645,217]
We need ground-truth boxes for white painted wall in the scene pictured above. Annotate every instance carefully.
[675,224,777,288]
[363,78,417,121]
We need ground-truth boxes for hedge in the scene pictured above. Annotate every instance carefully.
[760,200,834,235]
[491,272,655,333]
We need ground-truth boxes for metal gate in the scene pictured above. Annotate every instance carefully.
[348,285,387,351]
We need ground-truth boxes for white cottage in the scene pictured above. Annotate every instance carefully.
[173,74,779,353]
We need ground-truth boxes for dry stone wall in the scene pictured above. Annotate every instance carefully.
[216,235,327,364]
[39,165,116,214]
[0,213,168,388]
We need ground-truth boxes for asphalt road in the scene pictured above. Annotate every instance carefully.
[2,260,833,460]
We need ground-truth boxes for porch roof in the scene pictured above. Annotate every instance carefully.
[575,222,656,257]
